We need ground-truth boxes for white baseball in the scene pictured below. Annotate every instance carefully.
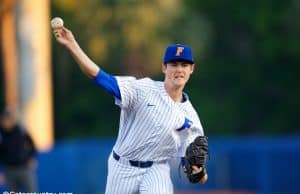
[51,17,64,29]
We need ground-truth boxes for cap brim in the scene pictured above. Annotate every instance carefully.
[164,58,194,64]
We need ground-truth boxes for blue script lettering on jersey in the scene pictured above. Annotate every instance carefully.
[177,117,193,131]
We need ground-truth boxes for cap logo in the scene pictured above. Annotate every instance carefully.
[175,46,184,56]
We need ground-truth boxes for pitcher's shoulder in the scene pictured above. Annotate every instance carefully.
[136,77,160,91]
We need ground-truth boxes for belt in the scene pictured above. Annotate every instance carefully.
[113,151,153,168]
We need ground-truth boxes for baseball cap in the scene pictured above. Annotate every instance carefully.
[163,44,194,64]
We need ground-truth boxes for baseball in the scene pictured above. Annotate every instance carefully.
[51,17,64,29]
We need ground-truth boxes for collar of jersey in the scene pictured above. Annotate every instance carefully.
[156,81,189,104]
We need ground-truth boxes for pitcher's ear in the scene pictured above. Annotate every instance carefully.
[190,64,195,74]
[162,63,167,73]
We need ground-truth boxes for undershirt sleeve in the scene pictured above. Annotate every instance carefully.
[92,69,121,100]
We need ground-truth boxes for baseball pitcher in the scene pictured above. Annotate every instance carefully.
[52,21,209,194]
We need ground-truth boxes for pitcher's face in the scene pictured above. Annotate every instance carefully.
[162,61,194,88]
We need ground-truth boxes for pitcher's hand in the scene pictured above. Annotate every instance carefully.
[53,27,76,48]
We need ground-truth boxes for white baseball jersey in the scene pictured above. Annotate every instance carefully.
[113,76,204,160]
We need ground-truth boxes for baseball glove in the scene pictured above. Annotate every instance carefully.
[184,136,209,183]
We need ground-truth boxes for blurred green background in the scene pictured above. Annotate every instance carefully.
[2,0,300,139]
[52,0,300,138]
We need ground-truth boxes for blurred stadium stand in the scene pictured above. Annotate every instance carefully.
[1,137,299,194]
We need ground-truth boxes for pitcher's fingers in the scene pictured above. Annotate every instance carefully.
[62,26,69,33]
[192,166,201,173]
[53,29,58,34]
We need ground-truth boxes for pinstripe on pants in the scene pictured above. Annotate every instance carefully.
[105,153,173,194]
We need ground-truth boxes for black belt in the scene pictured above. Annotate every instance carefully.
[113,151,153,168]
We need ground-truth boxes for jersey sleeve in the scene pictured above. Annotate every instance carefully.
[114,76,140,109]
[92,70,121,100]
[92,69,141,109]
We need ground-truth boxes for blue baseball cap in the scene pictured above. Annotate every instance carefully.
[163,44,194,64]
